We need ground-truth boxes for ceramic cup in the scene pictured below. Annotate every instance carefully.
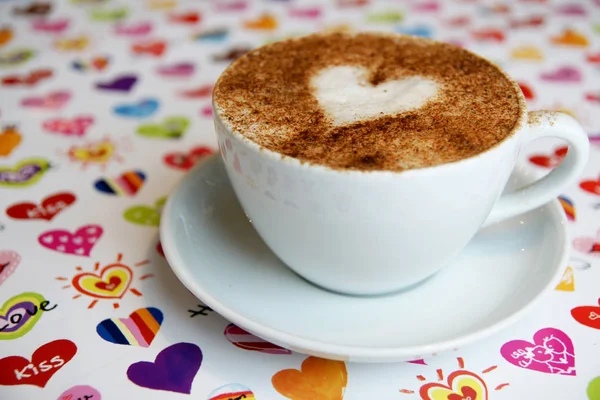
[212,56,589,297]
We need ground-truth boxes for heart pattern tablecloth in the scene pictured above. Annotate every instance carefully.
[1,0,599,399]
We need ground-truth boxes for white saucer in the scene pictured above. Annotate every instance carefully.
[160,155,568,363]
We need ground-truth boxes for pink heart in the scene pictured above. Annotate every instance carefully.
[38,224,103,257]
[414,1,439,12]
[500,327,576,375]
[57,385,101,400]
[31,18,70,33]
[115,21,153,36]
[289,7,321,18]
[21,91,71,109]
[572,229,600,256]
[200,104,212,118]
[42,116,94,137]
[0,250,20,286]
[156,62,195,77]
[215,1,247,11]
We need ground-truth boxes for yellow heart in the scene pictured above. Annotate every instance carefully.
[272,357,347,400]
[72,265,132,299]
[69,141,116,164]
[511,46,543,61]
[420,370,488,400]
[555,266,575,292]
[55,36,90,51]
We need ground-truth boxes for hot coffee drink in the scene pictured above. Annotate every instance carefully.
[213,31,522,171]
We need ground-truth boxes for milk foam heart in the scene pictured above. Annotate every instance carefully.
[311,66,438,126]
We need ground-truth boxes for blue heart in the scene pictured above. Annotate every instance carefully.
[113,98,159,118]
[395,25,433,38]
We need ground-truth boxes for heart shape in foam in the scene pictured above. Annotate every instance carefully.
[38,224,103,257]
[272,357,347,400]
[311,66,438,126]
[500,327,576,375]
[419,370,488,400]
[72,264,133,299]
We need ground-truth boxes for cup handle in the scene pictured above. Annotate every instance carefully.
[483,111,590,227]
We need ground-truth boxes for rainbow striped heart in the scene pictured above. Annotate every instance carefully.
[96,307,163,347]
[94,170,145,196]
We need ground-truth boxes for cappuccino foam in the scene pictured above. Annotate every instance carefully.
[213,32,524,171]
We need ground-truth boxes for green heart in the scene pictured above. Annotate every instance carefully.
[0,158,50,188]
[137,117,190,140]
[123,196,166,226]
[90,7,128,22]
[589,376,600,400]
[366,11,404,24]
[0,292,46,340]
[0,48,35,68]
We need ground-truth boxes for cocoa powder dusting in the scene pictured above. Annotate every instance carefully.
[213,32,524,172]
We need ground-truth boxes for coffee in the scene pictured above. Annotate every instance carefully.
[213,32,524,172]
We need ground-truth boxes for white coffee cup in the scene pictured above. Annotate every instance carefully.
[212,58,589,296]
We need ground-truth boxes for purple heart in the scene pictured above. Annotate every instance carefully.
[95,74,138,92]
[156,62,195,77]
[540,67,582,83]
[0,301,36,332]
[127,342,202,394]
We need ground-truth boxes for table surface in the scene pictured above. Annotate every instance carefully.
[1,0,599,399]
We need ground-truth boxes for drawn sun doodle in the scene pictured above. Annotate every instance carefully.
[56,253,153,309]
[400,357,509,399]
[60,137,131,170]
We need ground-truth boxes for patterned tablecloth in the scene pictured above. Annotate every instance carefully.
[1,0,599,399]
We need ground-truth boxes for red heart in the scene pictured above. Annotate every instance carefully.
[169,11,201,24]
[179,84,213,98]
[446,16,470,27]
[580,177,600,195]
[529,146,567,168]
[163,146,213,170]
[95,276,121,291]
[6,192,76,221]
[2,69,53,87]
[132,40,167,57]
[518,82,535,100]
[448,386,478,400]
[471,28,505,42]
[587,53,600,64]
[510,16,545,28]
[571,298,600,330]
[0,339,77,388]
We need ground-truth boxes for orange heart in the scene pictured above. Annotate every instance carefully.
[0,28,13,47]
[72,264,132,299]
[0,125,22,156]
[244,14,278,30]
[272,357,347,400]
[420,370,488,400]
[551,29,589,47]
